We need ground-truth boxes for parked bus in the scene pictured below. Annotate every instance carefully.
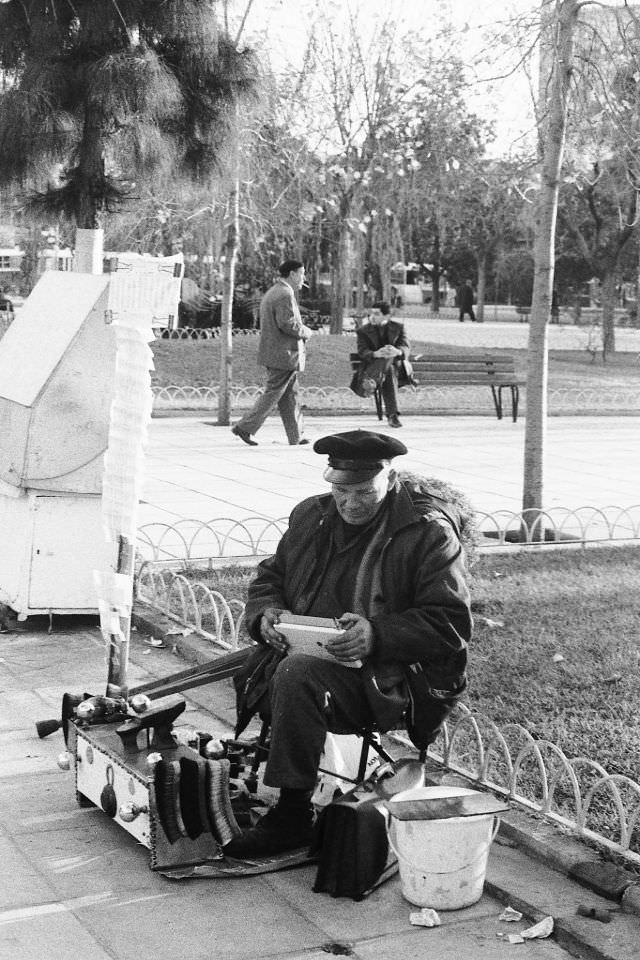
[390,262,450,307]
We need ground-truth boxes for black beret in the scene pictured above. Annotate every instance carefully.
[313,430,407,484]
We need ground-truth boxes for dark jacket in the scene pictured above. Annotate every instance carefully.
[356,320,410,364]
[257,279,313,371]
[458,283,475,311]
[245,482,471,695]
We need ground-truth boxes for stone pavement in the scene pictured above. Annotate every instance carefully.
[141,413,640,530]
[1,619,640,960]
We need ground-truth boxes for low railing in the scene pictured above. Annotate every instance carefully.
[477,505,640,547]
[422,704,640,867]
[136,562,248,649]
[137,516,288,563]
[151,382,640,413]
[137,506,640,564]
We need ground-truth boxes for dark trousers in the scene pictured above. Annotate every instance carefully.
[264,655,377,790]
[459,307,476,321]
[235,367,303,443]
[363,358,400,417]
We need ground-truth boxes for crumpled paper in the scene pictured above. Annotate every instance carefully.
[499,906,523,922]
[522,916,554,939]
[409,908,441,928]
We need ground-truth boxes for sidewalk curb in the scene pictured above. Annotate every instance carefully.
[497,816,640,919]
[132,602,640,934]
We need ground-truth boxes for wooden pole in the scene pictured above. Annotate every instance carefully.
[105,535,135,699]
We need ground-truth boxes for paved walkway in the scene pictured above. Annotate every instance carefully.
[141,413,640,531]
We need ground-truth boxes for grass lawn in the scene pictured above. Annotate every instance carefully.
[151,334,640,392]
[170,546,640,784]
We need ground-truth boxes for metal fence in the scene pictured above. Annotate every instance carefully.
[137,506,640,564]
[395,705,640,868]
[137,516,288,564]
[151,383,640,414]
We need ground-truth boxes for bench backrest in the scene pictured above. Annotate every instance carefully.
[351,352,517,377]
[412,355,516,374]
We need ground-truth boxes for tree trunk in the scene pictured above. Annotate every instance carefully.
[330,220,347,334]
[523,0,579,530]
[218,172,239,425]
[476,252,487,323]
[431,235,441,314]
[218,180,238,424]
[20,225,39,293]
[355,230,365,314]
[600,270,617,359]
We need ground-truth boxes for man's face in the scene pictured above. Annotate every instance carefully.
[331,467,395,525]
[287,267,305,290]
[369,308,386,326]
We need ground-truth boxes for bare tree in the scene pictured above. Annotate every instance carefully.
[523,0,581,522]
[559,5,640,356]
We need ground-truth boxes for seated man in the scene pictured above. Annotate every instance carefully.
[356,301,410,428]
[224,430,472,860]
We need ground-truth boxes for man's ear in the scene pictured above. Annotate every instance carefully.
[386,468,397,490]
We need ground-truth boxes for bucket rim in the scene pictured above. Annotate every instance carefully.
[388,784,478,804]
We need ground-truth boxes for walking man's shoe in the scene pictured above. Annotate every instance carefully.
[387,415,402,428]
[231,425,258,446]
[291,438,310,445]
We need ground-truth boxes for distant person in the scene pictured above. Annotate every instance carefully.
[0,288,14,319]
[355,301,410,428]
[231,260,314,446]
[457,280,476,322]
[551,288,559,324]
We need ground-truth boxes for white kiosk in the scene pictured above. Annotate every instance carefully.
[0,271,118,618]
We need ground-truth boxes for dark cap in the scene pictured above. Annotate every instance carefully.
[313,430,407,484]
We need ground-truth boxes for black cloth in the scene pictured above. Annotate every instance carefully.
[311,789,391,900]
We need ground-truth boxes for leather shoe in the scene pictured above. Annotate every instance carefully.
[290,438,310,445]
[387,415,402,428]
[231,425,258,446]
[223,806,313,860]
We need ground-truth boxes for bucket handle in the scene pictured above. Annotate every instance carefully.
[384,812,501,877]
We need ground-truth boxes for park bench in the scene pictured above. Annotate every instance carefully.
[349,352,523,422]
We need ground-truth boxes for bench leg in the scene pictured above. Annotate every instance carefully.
[511,386,519,423]
[490,385,503,420]
[374,386,383,421]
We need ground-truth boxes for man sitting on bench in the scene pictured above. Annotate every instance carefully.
[355,302,410,428]
[223,430,472,860]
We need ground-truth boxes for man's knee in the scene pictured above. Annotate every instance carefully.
[272,655,318,695]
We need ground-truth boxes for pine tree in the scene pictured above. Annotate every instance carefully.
[0,1,259,230]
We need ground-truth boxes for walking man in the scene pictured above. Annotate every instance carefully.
[457,279,476,322]
[232,260,314,446]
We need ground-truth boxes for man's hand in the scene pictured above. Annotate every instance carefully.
[373,345,401,359]
[260,607,290,653]
[327,613,375,662]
